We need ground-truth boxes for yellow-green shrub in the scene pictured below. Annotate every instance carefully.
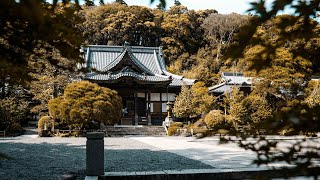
[38,116,54,130]
[204,110,225,129]
[167,122,183,136]
[48,81,122,129]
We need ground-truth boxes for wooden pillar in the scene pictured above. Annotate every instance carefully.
[160,92,163,122]
[166,86,169,102]
[134,92,138,125]
[147,91,151,125]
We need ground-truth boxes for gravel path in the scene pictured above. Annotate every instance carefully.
[0,134,212,180]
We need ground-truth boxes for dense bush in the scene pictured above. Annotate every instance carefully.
[0,98,28,130]
[174,82,215,120]
[167,122,184,136]
[38,116,54,130]
[48,81,122,130]
[10,123,23,132]
[204,110,228,130]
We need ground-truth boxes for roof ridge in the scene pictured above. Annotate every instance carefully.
[85,45,160,50]
[208,81,227,91]
[100,49,127,72]
[127,49,154,75]
[153,50,164,75]
[100,48,154,75]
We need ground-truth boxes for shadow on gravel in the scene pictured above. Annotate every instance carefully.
[105,149,213,172]
[0,141,213,179]
[0,142,86,180]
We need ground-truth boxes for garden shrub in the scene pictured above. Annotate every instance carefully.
[0,97,28,129]
[168,122,183,136]
[38,116,54,130]
[10,123,23,132]
[204,110,226,129]
[189,119,208,135]
[48,81,122,130]
[279,128,297,136]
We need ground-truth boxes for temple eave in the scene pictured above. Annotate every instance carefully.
[86,77,171,85]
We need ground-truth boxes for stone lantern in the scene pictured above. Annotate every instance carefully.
[164,101,174,127]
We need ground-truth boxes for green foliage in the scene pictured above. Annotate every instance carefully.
[243,92,273,125]
[78,3,161,46]
[202,13,250,62]
[222,88,273,132]
[0,97,28,129]
[78,3,216,74]
[173,82,215,120]
[304,80,320,107]
[167,122,183,136]
[191,82,216,115]
[224,87,247,129]
[190,119,208,134]
[29,44,79,114]
[0,0,84,85]
[48,81,122,129]
[10,123,23,132]
[38,116,54,130]
[239,17,315,100]
[173,85,194,119]
[204,110,227,129]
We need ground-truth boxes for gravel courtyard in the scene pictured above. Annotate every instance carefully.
[0,133,212,180]
[1,129,319,180]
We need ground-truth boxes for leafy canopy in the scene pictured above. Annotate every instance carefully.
[49,81,122,129]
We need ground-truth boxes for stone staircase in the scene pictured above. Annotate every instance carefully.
[105,125,167,136]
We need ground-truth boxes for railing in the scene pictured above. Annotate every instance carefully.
[0,130,6,137]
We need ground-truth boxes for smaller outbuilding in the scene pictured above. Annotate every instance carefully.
[208,72,253,96]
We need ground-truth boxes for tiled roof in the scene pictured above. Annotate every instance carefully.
[86,72,171,83]
[221,72,252,85]
[209,72,252,93]
[81,45,195,87]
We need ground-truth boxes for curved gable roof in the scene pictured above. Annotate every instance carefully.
[81,45,196,87]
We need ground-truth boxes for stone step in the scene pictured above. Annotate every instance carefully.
[105,126,166,136]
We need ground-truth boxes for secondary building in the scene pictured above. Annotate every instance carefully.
[208,72,252,96]
[81,44,195,125]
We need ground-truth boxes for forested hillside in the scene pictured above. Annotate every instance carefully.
[78,2,320,87]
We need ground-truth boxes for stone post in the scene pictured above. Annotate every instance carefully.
[134,92,139,125]
[86,132,104,176]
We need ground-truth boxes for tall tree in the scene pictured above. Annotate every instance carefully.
[173,82,215,120]
[0,1,84,83]
[28,44,79,114]
[202,13,250,65]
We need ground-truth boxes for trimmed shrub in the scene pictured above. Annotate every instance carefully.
[204,110,225,129]
[38,116,54,130]
[167,122,183,136]
[48,81,122,130]
[10,123,23,132]
[189,119,208,135]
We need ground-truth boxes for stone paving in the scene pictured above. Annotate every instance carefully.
[0,129,319,180]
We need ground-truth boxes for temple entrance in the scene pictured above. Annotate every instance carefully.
[137,97,146,117]
[121,96,147,125]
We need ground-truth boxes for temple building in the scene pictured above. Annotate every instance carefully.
[81,44,195,125]
[208,72,252,96]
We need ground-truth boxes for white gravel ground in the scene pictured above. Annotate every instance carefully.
[1,129,319,180]
[0,134,212,180]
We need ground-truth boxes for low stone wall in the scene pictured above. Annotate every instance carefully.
[100,167,320,180]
